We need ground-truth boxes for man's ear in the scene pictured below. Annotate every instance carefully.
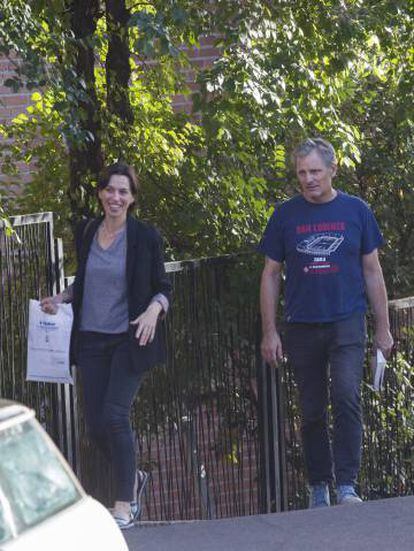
[331,163,338,178]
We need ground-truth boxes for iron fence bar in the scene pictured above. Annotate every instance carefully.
[53,238,65,455]
[55,237,76,470]
[260,362,286,513]
[256,320,272,513]
[278,368,288,511]
[261,367,272,513]
[64,275,81,478]
[71,367,82,479]
[269,367,281,512]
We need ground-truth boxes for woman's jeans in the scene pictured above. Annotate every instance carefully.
[283,312,366,487]
[77,331,147,502]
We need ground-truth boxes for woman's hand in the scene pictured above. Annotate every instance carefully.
[130,302,162,346]
[40,286,72,314]
[40,296,61,315]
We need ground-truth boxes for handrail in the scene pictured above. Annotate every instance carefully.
[8,212,54,227]
[389,297,414,310]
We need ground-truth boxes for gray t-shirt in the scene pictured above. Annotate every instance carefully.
[80,228,129,333]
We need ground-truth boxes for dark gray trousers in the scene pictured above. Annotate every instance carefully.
[77,331,147,501]
[283,312,366,486]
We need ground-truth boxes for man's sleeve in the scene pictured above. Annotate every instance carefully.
[257,208,285,262]
[361,204,385,254]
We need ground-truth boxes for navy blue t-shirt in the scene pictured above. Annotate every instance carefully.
[258,191,384,322]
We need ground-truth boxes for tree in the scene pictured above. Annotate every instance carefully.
[0,1,413,294]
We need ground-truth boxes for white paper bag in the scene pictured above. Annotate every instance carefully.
[27,299,74,384]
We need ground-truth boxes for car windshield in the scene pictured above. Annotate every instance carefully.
[0,418,81,542]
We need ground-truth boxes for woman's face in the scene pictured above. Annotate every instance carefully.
[98,175,135,220]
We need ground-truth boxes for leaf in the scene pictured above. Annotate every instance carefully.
[31,91,42,102]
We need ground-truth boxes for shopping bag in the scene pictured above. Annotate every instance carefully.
[26,299,74,384]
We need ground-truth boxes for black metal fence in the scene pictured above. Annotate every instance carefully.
[2,213,414,520]
[78,254,264,519]
[0,213,73,460]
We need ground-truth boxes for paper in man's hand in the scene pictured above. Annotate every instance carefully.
[370,349,387,392]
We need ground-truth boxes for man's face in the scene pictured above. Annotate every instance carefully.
[296,150,337,204]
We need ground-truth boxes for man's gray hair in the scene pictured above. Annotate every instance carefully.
[292,138,337,168]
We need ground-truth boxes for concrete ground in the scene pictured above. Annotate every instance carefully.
[124,495,414,551]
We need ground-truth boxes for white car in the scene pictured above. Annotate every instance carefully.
[0,400,128,551]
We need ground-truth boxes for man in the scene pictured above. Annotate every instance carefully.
[259,137,393,508]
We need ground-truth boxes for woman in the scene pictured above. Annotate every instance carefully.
[41,162,171,529]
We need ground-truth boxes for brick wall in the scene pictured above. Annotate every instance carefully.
[173,35,220,114]
[0,57,33,124]
[0,56,35,185]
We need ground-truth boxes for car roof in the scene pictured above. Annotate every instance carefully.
[0,399,34,424]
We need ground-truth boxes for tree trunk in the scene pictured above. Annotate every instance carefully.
[105,0,133,125]
[67,0,103,225]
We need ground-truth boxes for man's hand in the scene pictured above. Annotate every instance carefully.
[374,327,394,358]
[130,302,162,346]
[261,329,283,368]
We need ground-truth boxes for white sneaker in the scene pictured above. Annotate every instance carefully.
[112,509,134,530]
[308,483,330,508]
[337,485,363,505]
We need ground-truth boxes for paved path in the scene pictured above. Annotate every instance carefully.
[124,496,414,551]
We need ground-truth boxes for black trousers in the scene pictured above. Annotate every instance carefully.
[283,312,366,486]
[77,331,147,501]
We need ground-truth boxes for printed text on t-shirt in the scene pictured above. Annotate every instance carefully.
[296,222,346,234]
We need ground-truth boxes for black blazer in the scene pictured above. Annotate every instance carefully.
[70,215,172,372]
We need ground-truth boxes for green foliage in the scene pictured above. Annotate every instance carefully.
[0,1,414,289]
[0,91,70,243]
[193,1,414,292]
[361,350,414,498]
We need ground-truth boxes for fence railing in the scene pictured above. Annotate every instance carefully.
[78,254,264,519]
[2,212,414,520]
[0,213,72,458]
